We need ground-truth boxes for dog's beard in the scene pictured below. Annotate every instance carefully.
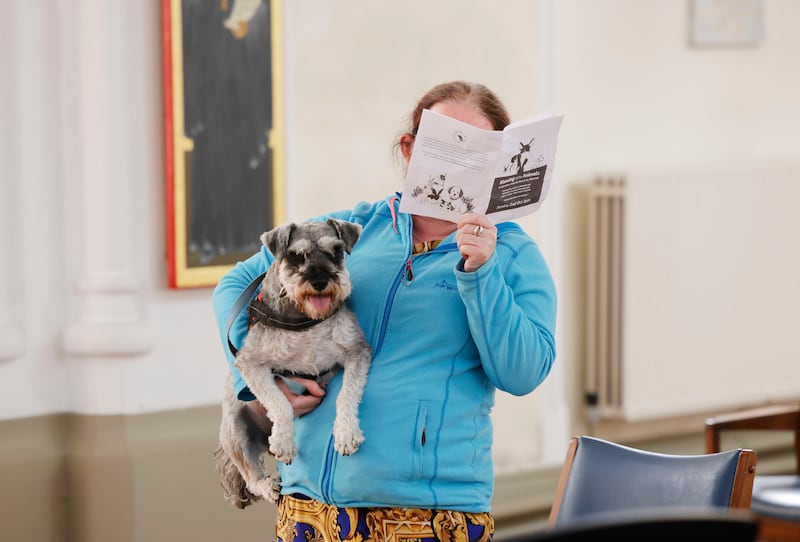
[279,268,352,320]
[292,281,348,319]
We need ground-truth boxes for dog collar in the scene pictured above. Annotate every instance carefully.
[248,295,340,331]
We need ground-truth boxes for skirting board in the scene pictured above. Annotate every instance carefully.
[0,407,558,542]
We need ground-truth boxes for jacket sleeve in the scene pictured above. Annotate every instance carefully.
[211,247,273,400]
[455,229,557,396]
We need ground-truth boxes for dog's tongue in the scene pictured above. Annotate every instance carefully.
[310,295,331,313]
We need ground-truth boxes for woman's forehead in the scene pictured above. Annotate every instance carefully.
[429,102,493,131]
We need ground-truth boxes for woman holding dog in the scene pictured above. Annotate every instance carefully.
[213,80,557,542]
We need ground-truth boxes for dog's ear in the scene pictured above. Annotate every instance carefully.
[327,218,362,254]
[261,223,296,259]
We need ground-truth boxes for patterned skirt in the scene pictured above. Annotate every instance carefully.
[276,494,495,542]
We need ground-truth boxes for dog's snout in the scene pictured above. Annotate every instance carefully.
[311,278,329,291]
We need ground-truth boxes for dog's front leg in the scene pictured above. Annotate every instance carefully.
[236,360,298,465]
[332,346,371,456]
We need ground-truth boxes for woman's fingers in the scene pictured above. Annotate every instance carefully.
[456,213,496,271]
[276,376,327,417]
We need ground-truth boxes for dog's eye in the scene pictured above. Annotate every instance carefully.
[331,246,344,263]
[285,251,305,267]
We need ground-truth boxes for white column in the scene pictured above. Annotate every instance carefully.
[0,271,23,360]
[0,0,25,361]
[0,147,25,362]
[535,0,571,465]
[61,0,152,355]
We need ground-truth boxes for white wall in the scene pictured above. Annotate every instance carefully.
[0,0,561,474]
[552,0,800,428]
[1,0,799,474]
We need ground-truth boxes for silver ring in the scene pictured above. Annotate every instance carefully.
[473,224,484,237]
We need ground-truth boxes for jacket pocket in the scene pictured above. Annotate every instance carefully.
[411,401,429,480]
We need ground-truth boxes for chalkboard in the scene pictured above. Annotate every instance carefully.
[162,0,285,288]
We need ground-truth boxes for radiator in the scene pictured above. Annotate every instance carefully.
[584,169,800,422]
[585,177,625,418]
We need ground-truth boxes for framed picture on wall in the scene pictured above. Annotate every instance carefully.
[161,0,285,288]
[689,0,764,47]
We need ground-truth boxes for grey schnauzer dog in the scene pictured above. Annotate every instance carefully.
[214,218,372,508]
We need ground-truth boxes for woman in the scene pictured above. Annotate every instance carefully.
[212,80,557,542]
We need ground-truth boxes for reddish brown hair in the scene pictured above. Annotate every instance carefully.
[393,81,511,167]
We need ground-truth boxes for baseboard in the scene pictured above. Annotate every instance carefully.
[492,466,561,537]
[0,408,277,542]
[0,407,794,542]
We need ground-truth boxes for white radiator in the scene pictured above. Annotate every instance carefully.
[585,169,800,422]
[585,177,626,418]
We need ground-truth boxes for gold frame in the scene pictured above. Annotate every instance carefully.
[161,0,285,288]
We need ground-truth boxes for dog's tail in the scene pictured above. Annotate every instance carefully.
[214,445,262,509]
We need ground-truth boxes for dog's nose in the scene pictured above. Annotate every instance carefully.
[311,278,328,291]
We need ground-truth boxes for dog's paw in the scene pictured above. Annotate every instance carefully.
[252,474,281,504]
[269,434,297,464]
[333,421,364,456]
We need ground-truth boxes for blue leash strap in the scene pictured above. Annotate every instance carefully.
[225,271,321,395]
[225,272,266,357]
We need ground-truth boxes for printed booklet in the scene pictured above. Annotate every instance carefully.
[399,109,564,223]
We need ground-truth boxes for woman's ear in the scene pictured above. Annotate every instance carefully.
[399,133,415,163]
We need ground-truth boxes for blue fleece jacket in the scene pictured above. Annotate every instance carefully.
[211,194,557,512]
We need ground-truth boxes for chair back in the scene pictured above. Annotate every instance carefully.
[705,403,800,541]
[548,436,757,526]
[705,403,800,473]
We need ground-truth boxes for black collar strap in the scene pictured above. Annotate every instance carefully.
[225,272,340,385]
[248,296,337,331]
[226,271,341,356]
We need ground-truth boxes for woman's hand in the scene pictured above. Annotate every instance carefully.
[275,376,327,417]
[456,213,496,272]
[241,376,326,436]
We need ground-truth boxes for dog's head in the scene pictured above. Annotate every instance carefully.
[260,218,362,320]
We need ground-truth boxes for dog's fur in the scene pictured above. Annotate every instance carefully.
[214,218,371,508]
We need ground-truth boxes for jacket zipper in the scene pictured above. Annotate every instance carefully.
[405,258,414,283]
[319,255,409,496]
[320,433,337,501]
[404,244,454,285]
[319,226,457,494]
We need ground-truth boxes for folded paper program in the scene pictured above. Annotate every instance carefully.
[399,109,564,224]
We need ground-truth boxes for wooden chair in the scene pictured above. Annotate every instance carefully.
[548,436,757,527]
[705,403,800,542]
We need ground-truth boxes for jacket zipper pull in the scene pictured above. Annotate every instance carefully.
[405,258,414,284]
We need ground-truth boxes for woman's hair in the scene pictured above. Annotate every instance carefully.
[393,81,511,169]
